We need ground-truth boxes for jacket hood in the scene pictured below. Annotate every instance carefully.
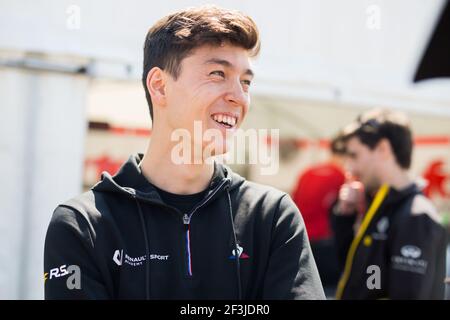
[91,154,245,202]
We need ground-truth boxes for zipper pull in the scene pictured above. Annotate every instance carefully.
[183,214,190,225]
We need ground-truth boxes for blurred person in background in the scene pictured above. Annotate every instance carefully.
[332,108,447,300]
[43,5,324,300]
[291,134,346,296]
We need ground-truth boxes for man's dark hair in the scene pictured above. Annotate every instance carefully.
[342,109,413,169]
[142,5,260,121]
[330,132,347,156]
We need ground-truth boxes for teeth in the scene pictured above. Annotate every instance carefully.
[212,114,237,127]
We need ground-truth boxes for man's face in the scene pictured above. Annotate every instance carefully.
[163,43,253,157]
[345,136,381,193]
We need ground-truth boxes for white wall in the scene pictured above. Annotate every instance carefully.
[0,67,89,299]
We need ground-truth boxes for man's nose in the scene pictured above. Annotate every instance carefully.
[225,79,249,109]
[344,162,357,178]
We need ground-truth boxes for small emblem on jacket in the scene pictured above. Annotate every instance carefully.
[113,249,123,266]
[229,244,249,260]
[113,249,169,267]
[376,217,389,234]
[400,245,422,259]
[391,245,427,275]
[371,217,389,241]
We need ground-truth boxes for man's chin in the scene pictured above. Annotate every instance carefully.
[365,181,381,195]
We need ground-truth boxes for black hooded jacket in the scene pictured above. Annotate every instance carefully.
[332,183,447,299]
[44,154,325,299]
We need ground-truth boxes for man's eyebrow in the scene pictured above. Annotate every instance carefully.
[204,58,254,77]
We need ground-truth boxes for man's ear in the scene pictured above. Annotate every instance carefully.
[376,138,392,161]
[146,67,167,107]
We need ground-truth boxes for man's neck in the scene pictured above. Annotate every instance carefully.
[139,133,214,195]
[380,164,412,191]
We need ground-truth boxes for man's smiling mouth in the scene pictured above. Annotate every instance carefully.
[211,113,238,129]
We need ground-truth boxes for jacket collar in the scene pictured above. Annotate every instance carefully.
[92,153,245,203]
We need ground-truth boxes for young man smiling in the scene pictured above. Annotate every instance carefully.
[44,6,325,300]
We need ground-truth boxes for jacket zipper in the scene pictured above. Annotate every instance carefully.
[182,179,229,277]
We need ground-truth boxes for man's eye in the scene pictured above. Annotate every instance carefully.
[210,70,225,77]
[241,80,252,86]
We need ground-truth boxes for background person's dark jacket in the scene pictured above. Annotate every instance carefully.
[44,154,325,300]
[332,184,447,299]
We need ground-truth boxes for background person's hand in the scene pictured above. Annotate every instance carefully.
[336,180,365,215]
